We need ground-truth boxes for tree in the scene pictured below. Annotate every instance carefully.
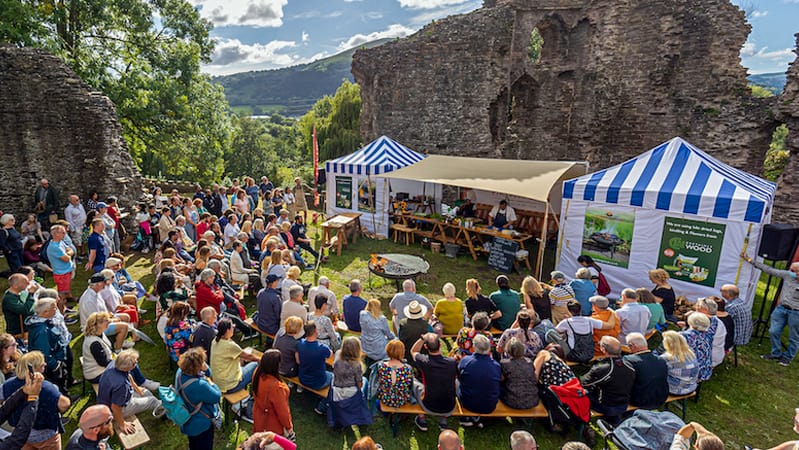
[764,124,789,181]
[3,0,232,183]
[297,80,362,163]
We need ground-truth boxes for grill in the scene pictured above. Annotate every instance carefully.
[368,253,430,291]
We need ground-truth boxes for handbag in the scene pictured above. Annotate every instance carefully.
[49,213,58,224]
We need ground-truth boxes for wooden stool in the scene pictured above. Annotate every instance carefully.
[390,224,414,245]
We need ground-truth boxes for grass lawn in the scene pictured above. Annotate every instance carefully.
[1,222,797,449]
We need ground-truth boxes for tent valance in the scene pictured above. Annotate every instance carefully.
[380,155,588,203]
[325,135,425,175]
[562,137,777,223]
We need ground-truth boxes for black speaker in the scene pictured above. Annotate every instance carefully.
[758,224,799,261]
[316,168,326,186]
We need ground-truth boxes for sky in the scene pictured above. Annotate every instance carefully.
[194,0,798,76]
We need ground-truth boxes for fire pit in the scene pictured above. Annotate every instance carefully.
[589,232,625,259]
[368,253,430,291]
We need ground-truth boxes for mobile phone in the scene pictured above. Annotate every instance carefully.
[26,363,34,380]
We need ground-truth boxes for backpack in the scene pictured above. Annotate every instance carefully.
[597,271,611,296]
[39,238,53,266]
[158,376,201,426]
[565,320,594,363]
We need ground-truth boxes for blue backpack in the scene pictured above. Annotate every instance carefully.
[158,376,200,426]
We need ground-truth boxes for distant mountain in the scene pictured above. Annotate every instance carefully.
[748,72,786,95]
[214,38,392,117]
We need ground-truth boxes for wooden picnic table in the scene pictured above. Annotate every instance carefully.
[321,212,362,256]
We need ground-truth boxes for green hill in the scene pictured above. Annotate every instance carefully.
[214,38,391,117]
[748,72,787,95]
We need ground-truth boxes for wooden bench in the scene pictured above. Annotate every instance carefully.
[590,391,697,421]
[221,388,251,427]
[281,376,330,399]
[380,399,547,437]
[245,318,275,346]
[114,415,150,449]
[336,321,361,336]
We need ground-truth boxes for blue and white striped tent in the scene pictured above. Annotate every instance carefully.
[562,137,776,223]
[325,136,430,237]
[557,137,776,304]
[325,135,425,175]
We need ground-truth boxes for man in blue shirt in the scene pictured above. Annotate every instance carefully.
[256,274,282,337]
[342,279,367,332]
[84,219,107,273]
[457,334,500,427]
[47,225,75,302]
[98,350,163,435]
[297,321,332,414]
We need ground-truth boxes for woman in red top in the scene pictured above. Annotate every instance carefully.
[252,349,294,439]
[194,268,223,313]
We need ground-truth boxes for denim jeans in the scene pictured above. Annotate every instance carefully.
[769,304,799,360]
[226,361,258,394]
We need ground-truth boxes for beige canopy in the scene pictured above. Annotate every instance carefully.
[380,155,588,278]
[380,155,587,203]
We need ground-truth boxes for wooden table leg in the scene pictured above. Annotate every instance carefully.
[462,229,479,261]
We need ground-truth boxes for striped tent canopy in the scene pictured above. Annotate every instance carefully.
[325,135,425,175]
[563,137,777,223]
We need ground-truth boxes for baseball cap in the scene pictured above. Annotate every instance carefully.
[96,202,109,209]
[266,274,280,284]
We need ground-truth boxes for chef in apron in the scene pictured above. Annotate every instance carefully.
[488,199,517,229]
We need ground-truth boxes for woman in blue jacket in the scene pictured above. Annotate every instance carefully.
[176,347,221,450]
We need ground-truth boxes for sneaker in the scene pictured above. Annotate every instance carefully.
[313,402,327,415]
[761,354,781,361]
[145,294,158,302]
[296,385,304,393]
[438,418,448,430]
[64,307,77,314]
[152,405,167,419]
[122,340,135,349]
[237,404,254,424]
[473,417,483,429]
[64,317,79,325]
[778,357,791,367]
[458,417,474,427]
[414,415,429,432]
[305,264,315,270]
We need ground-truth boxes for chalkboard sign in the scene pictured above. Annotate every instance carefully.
[488,237,520,274]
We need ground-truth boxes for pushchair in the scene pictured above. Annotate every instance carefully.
[596,409,685,450]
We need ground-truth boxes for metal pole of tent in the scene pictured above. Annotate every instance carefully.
[536,200,550,280]
[368,173,377,238]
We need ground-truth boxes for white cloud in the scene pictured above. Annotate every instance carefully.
[291,10,343,19]
[302,31,309,43]
[750,10,768,18]
[337,24,416,51]
[741,40,795,62]
[398,0,470,9]
[363,11,384,20]
[209,38,297,66]
[190,0,288,28]
[741,41,757,56]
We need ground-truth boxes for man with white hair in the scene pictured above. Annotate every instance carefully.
[581,336,635,422]
[456,333,500,428]
[615,288,651,345]
[64,194,86,257]
[26,297,70,394]
[389,279,433,333]
[98,349,164,435]
[308,276,338,317]
[623,332,668,409]
[79,273,131,351]
[510,430,537,450]
[743,255,799,366]
[280,285,307,334]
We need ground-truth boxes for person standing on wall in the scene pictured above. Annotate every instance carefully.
[33,178,59,228]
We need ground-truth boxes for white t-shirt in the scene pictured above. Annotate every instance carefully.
[555,316,604,348]
[489,205,517,222]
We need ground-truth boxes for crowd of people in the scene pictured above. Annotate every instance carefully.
[0,176,796,450]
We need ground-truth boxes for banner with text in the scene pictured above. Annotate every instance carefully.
[657,217,726,287]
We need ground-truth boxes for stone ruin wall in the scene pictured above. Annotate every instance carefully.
[0,46,143,221]
[353,0,799,222]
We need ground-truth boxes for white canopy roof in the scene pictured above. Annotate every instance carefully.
[380,155,588,203]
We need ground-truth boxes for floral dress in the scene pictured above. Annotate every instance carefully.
[681,327,713,382]
[454,327,495,357]
[165,320,194,362]
[538,356,576,388]
[375,362,414,408]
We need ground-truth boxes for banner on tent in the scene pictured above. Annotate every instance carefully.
[581,206,635,268]
[657,216,726,287]
[358,179,377,213]
[336,177,353,209]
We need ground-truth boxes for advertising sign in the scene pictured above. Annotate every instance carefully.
[657,216,726,287]
[581,206,635,268]
[335,176,352,209]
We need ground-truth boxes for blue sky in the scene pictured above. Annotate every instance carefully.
[195,0,798,76]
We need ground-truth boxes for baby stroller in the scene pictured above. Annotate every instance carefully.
[540,379,593,443]
[596,409,685,450]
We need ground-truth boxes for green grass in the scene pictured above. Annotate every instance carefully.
[1,226,798,449]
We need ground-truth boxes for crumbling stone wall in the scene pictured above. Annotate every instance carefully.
[774,34,799,224]
[0,46,143,219]
[354,0,793,219]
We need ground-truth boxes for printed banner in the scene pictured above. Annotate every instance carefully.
[581,206,635,268]
[358,178,376,213]
[657,216,726,287]
[335,176,352,209]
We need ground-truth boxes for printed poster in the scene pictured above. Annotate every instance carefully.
[581,206,635,268]
[335,176,352,209]
[358,178,376,213]
[657,216,726,287]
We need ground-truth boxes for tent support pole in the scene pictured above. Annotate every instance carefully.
[555,200,570,271]
[735,222,754,284]
[536,200,550,279]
